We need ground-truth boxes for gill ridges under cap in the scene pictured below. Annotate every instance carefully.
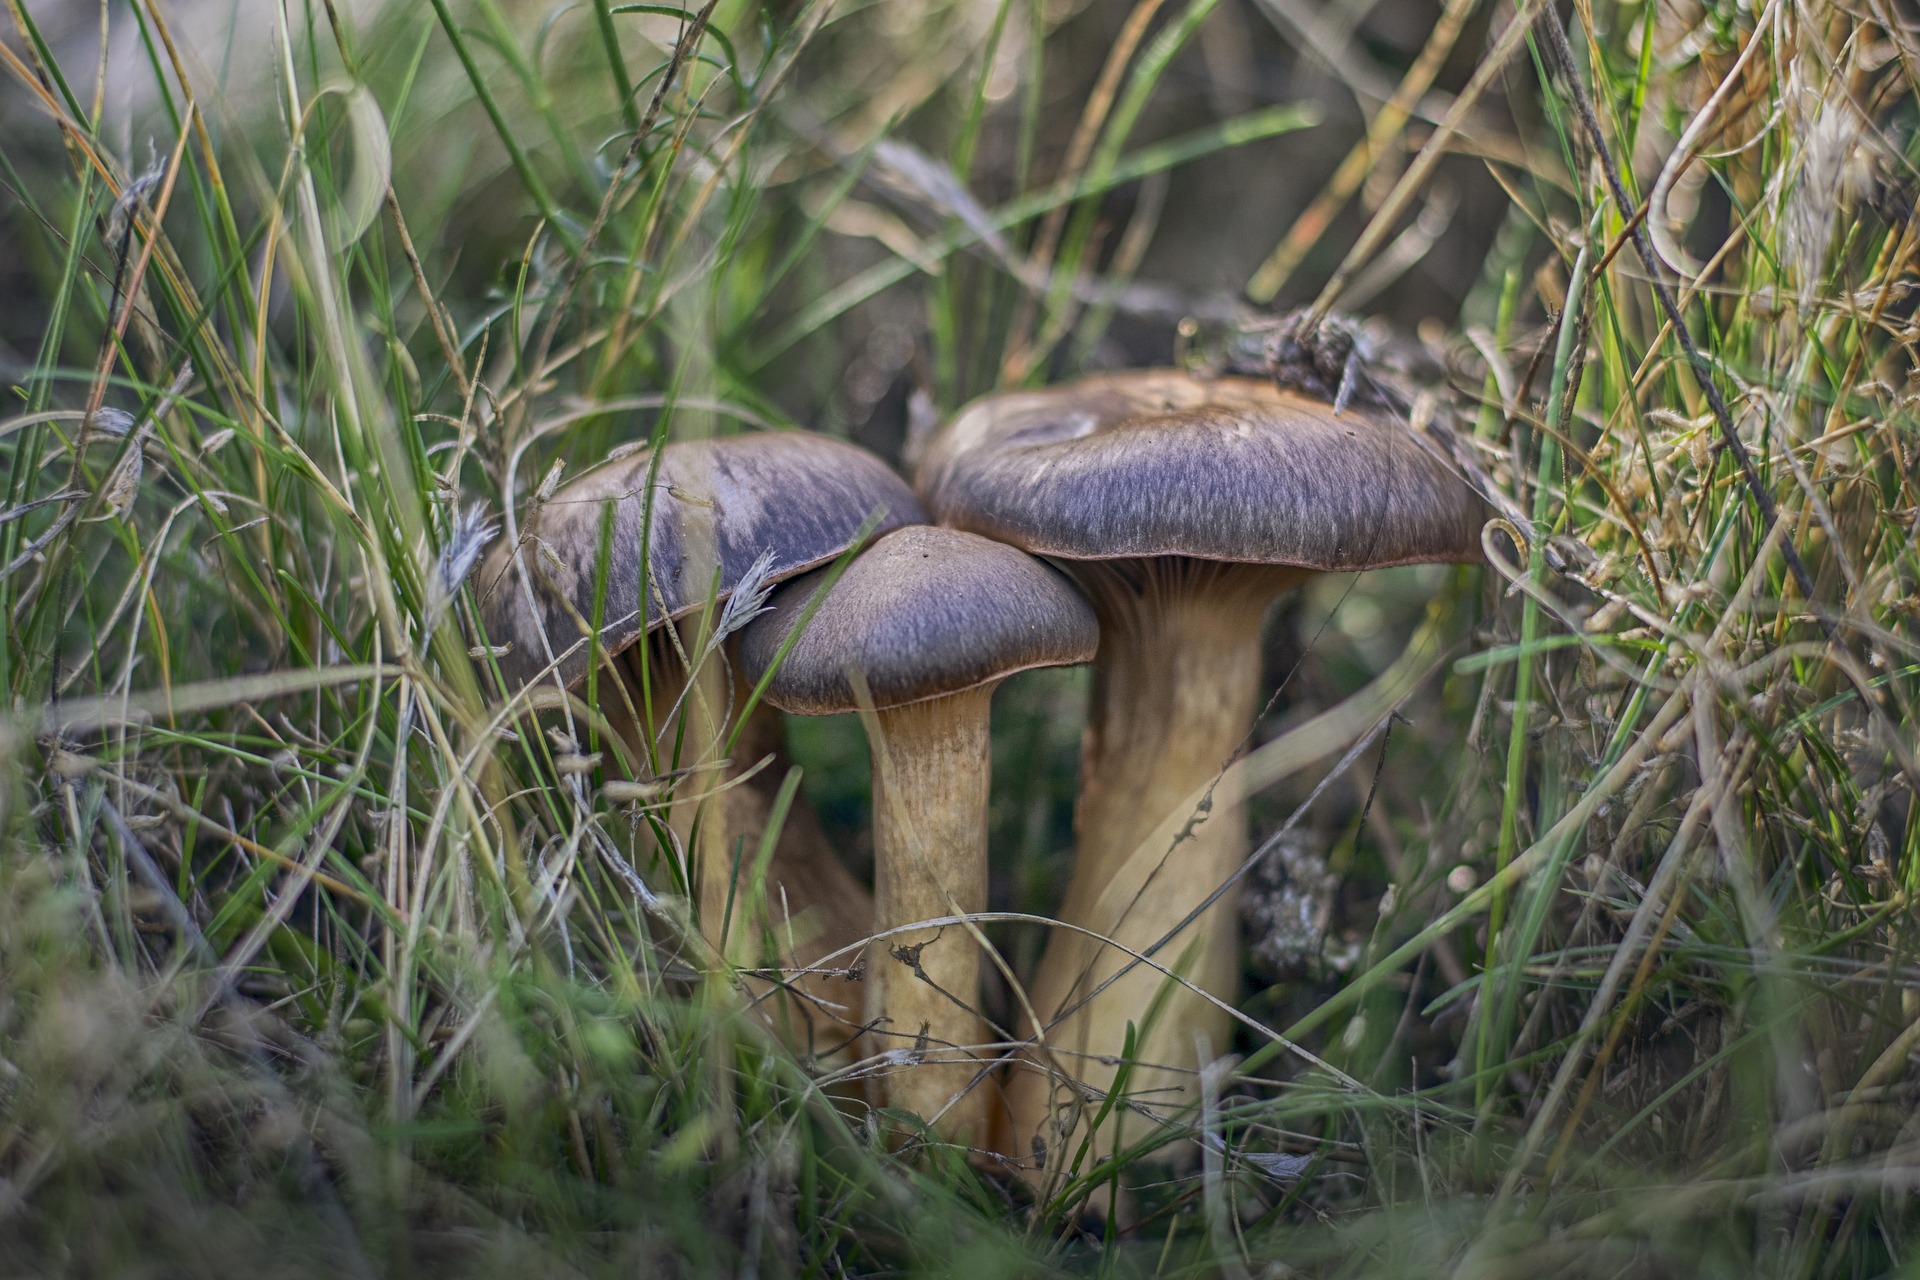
[740,526,1097,716]
[481,432,924,691]
[915,371,1484,571]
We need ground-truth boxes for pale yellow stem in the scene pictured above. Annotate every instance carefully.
[868,685,998,1143]
[1005,568,1295,1175]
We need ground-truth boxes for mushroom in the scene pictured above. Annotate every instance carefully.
[480,431,925,1042]
[739,525,1098,1141]
[916,370,1482,1169]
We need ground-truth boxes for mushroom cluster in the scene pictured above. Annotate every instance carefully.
[478,366,1481,1168]
[916,370,1483,1172]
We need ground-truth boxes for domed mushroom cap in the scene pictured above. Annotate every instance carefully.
[916,371,1483,571]
[481,432,923,690]
[740,526,1097,715]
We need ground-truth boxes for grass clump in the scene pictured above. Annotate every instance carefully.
[1,0,1918,1274]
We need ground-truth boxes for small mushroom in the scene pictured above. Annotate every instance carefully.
[479,431,924,1041]
[740,525,1097,1141]
[917,370,1482,1168]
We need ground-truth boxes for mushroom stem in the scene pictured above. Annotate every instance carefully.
[607,638,871,1051]
[1008,563,1299,1171]
[867,684,997,1143]
[727,696,872,1003]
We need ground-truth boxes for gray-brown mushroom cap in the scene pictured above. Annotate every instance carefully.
[740,526,1097,716]
[479,432,924,691]
[916,371,1484,571]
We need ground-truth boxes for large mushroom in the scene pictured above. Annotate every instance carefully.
[480,431,924,1044]
[739,525,1097,1142]
[916,370,1482,1170]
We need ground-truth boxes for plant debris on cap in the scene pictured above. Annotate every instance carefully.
[916,371,1484,570]
[740,525,1097,715]
[481,432,924,690]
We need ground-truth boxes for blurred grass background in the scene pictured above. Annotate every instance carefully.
[2,0,1918,1274]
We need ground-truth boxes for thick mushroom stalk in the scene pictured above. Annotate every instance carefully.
[1010,561,1300,1168]
[914,370,1484,1174]
[741,526,1097,1143]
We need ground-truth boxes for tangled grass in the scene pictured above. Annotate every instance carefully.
[1,0,1918,1273]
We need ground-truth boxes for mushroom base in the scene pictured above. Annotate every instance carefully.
[1004,562,1300,1178]
[867,685,1000,1145]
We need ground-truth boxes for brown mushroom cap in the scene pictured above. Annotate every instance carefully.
[739,525,1098,716]
[480,432,923,690]
[916,370,1484,571]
